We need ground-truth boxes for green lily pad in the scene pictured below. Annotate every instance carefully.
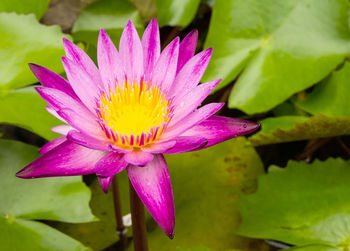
[295,62,350,117]
[203,0,350,114]
[132,138,265,250]
[0,13,71,91]
[237,158,350,249]
[54,138,266,250]
[286,244,340,251]
[176,247,213,251]
[249,115,350,146]
[0,0,49,19]
[72,0,144,47]
[0,218,91,251]
[155,0,200,27]
[0,87,61,140]
[51,171,132,251]
[0,139,95,250]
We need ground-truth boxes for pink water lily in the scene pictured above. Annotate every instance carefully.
[16,18,259,238]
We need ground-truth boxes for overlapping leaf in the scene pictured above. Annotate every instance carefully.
[287,245,340,251]
[0,0,49,19]
[176,247,213,251]
[0,139,95,250]
[155,0,200,27]
[54,138,266,250]
[72,0,144,47]
[0,13,70,91]
[51,172,131,251]
[0,87,61,140]
[237,158,350,250]
[295,62,350,117]
[203,0,350,114]
[141,138,264,250]
[249,115,350,146]
[250,60,350,146]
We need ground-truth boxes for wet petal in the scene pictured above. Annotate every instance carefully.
[67,130,110,152]
[97,28,125,90]
[124,150,154,167]
[16,141,105,178]
[182,115,260,149]
[151,37,179,92]
[62,56,100,112]
[62,38,102,87]
[107,144,133,153]
[29,63,78,99]
[142,18,160,81]
[119,20,143,83]
[36,87,93,118]
[177,30,198,73]
[169,48,212,98]
[164,136,207,154]
[169,79,220,126]
[57,108,105,139]
[127,154,175,238]
[38,136,66,154]
[95,152,127,177]
[163,103,224,140]
[141,140,176,154]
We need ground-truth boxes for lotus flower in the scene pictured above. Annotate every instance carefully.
[16,18,259,238]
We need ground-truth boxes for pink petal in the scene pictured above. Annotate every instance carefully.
[141,140,176,154]
[182,115,260,149]
[16,141,105,178]
[39,136,66,154]
[62,56,100,113]
[119,20,143,83]
[97,29,125,91]
[67,130,110,152]
[95,152,127,177]
[162,103,225,140]
[142,18,160,81]
[98,175,114,193]
[51,125,73,135]
[108,144,133,153]
[151,37,179,92]
[57,108,105,139]
[169,48,212,98]
[29,63,78,99]
[36,87,93,119]
[169,79,220,127]
[177,30,198,73]
[164,136,207,154]
[124,150,154,167]
[46,106,67,123]
[127,154,175,238]
[62,38,102,88]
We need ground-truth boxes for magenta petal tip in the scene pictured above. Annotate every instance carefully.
[62,37,72,48]
[15,168,29,179]
[247,121,260,132]
[98,175,114,193]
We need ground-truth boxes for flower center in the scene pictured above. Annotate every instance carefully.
[97,81,173,147]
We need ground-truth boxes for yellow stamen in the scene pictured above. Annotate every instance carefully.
[97,81,172,147]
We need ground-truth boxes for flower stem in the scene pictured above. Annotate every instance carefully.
[129,181,149,251]
[112,176,127,248]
